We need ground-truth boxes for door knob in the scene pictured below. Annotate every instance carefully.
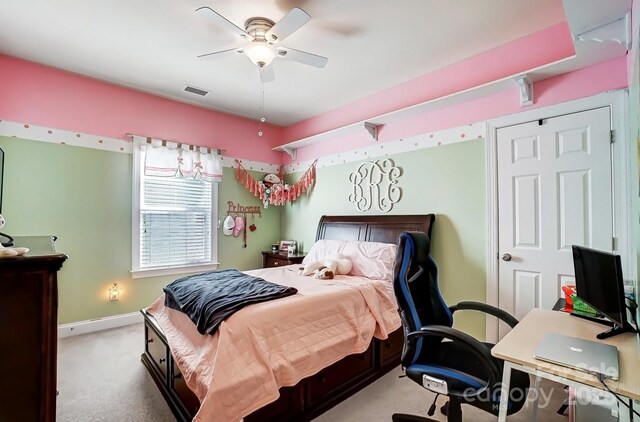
[502,253,512,262]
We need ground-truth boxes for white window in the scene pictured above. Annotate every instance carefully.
[132,141,219,278]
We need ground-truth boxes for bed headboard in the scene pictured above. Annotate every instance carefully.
[316,214,435,245]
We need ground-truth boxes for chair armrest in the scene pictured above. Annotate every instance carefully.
[407,325,500,394]
[449,301,519,328]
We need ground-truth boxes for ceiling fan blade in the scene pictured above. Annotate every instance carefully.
[276,46,328,68]
[197,48,244,61]
[196,7,254,41]
[260,66,275,83]
[265,8,311,43]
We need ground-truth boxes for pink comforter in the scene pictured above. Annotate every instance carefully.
[146,265,401,422]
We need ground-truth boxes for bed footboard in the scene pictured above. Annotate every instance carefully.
[140,309,403,422]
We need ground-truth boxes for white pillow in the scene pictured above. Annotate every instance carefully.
[303,239,397,280]
[303,239,349,263]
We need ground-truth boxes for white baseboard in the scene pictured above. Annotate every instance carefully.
[58,311,143,338]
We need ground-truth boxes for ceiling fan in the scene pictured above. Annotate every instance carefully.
[196,6,328,82]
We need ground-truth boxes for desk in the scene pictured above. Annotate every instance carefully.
[492,308,640,421]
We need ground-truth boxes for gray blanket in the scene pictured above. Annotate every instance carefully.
[164,269,297,335]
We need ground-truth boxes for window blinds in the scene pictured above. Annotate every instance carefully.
[140,175,212,268]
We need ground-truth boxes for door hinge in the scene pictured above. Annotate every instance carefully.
[612,237,617,251]
[610,130,615,143]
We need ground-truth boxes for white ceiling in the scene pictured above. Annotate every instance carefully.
[0,0,630,127]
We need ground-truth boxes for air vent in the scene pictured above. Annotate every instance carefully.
[184,85,208,96]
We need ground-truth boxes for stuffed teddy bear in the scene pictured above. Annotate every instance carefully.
[0,216,29,257]
[313,267,334,280]
[258,173,283,209]
[262,173,281,187]
[300,254,352,277]
[0,243,29,258]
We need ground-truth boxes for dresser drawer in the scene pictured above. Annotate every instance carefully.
[171,360,200,417]
[245,385,304,422]
[262,252,306,268]
[145,322,168,381]
[265,255,285,268]
[306,345,374,406]
[378,328,404,366]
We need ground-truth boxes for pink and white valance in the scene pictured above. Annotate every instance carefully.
[139,137,223,183]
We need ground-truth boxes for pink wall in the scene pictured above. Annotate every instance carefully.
[629,0,640,85]
[279,22,576,147]
[0,54,284,164]
[0,37,628,168]
[291,56,628,163]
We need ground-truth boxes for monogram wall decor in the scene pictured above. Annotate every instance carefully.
[348,159,402,213]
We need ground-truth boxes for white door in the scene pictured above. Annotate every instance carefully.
[497,107,613,337]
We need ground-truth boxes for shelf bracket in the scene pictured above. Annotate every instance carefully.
[363,122,379,141]
[282,146,297,160]
[514,75,533,107]
[576,13,631,51]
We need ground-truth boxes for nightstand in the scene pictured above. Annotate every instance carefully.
[262,251,306,268]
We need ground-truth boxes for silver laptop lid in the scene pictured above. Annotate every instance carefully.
[533,332,619,380]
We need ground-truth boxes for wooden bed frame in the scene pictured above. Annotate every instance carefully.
[141,214,435,421]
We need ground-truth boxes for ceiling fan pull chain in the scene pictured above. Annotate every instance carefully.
[258,75,266,137]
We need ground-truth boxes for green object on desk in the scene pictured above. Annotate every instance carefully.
[571,295,601,317]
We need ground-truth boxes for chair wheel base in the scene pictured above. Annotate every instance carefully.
[441,401,449,416]
[392,413,438,422]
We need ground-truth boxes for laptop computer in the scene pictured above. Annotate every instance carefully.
[533,332,619,380]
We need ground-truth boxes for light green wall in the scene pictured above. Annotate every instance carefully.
[0,135,493,338]
[0,137,280,324]
[282,140,487,338]
[218,168,282,270]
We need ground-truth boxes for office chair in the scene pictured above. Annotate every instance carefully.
[392,231,530,422]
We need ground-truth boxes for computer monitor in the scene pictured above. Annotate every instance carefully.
[0,147,3,214]
[572,245,636,339]
[0,147,12,247]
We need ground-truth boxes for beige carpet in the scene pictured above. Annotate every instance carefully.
[57,323,175,422]
[57,323,569,421]
[316,367,568,422]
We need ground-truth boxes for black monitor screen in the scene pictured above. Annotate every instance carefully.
[572,245,626,327]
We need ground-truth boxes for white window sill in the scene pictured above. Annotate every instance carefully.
[131,263,220,279]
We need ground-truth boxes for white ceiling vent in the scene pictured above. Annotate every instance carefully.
[184,85,208,96]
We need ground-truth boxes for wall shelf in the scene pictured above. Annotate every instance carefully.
[270,0,630,160]
[271,79,513,158]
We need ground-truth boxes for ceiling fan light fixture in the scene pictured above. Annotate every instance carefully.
[245,43,276,67]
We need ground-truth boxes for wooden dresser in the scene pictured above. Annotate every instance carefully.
[0,236,67,422]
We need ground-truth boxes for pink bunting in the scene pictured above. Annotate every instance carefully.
[234,159,317,206]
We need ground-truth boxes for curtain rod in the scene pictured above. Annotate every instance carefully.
[124,133,226,155]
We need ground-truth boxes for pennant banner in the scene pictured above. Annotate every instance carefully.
[235,159,318,208]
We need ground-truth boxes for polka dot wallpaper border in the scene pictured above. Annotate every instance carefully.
[0,119,281,173]
[0,119,484,175]
[0,119,131,153]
